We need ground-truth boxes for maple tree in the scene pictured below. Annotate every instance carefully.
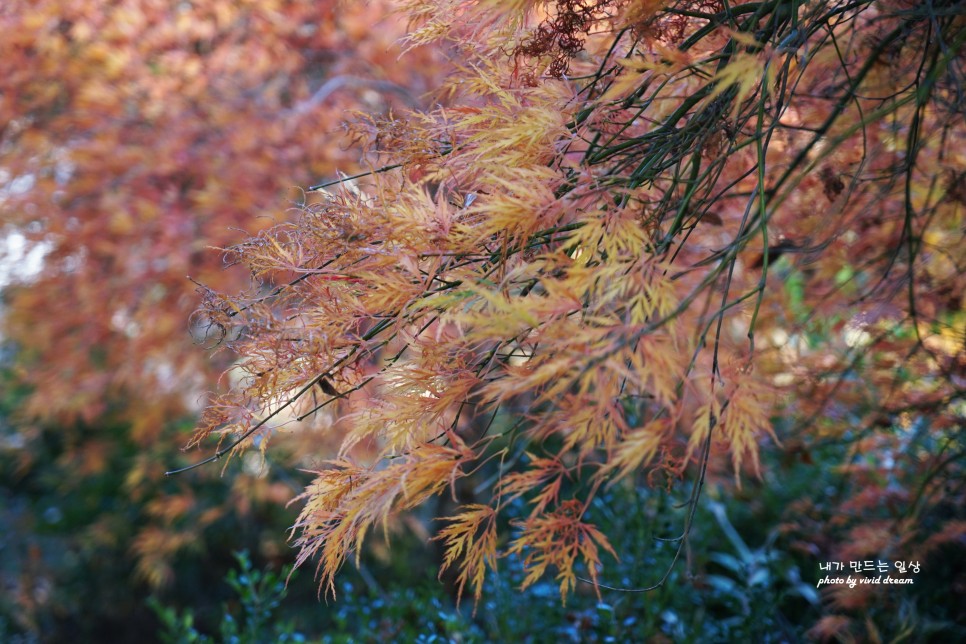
[179,2,965,632]
[2,0,961,639]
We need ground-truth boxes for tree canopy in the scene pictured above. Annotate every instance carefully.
[180,0,965,627]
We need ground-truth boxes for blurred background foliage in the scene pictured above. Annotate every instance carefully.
[0,0,445,639]
[1,0,963,642]
[4,352,963,641]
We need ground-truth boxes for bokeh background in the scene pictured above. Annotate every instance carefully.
[0,1,448,639]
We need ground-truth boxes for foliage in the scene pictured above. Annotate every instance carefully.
[1,0,442,426]
[149,551,306,644]
[149,548,484,643]
[1,0,962,640]
[180,0,966,635]
[148,436,963,642]
[0,364,310,640]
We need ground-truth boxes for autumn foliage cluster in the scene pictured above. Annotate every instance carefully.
[174,0,965,636]
[1,0,964,640]
[1,0,444,428]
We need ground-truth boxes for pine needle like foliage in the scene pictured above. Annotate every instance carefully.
[184,0,966,612]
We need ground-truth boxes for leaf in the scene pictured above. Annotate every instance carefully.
[508,500,617,603]
[434,505,499,605]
